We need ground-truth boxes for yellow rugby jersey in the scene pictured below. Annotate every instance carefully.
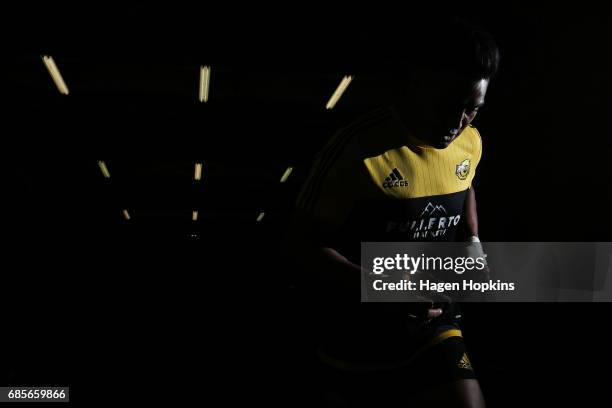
[296,107,482,260]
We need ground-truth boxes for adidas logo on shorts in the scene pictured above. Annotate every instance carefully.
[458,353,473,370]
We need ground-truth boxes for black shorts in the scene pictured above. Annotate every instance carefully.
[316,324,476,406]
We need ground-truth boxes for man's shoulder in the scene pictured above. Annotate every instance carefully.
[454,125,482,154]
[332,107,396,143]
[465,124,481,139]
[326,107,401,158]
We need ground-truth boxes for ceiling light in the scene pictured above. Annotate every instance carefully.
[41,55,70,95]
[280,166,293,183]
[199,65,211,103]
[97,160,110,178]
[325,75,353,110]
[194,162,203,181]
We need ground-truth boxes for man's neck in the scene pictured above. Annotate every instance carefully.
[389,104,430,148]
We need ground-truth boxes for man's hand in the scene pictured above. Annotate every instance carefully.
[427,307,443,320]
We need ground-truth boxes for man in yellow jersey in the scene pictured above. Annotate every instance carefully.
[289,18,500,407]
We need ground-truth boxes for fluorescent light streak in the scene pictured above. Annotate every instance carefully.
[97,160,110,178]
[199,65,211,102]
[194,162,203,181]
[122,209,131,220]
[280,166,293,183]
[325,75,353,110]
[256,212,265,222]
[41,55,70,95]
[192,210,198,221]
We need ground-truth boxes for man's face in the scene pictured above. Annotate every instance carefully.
[401,73,489,149]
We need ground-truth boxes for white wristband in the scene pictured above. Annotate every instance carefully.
[466,235,486,264]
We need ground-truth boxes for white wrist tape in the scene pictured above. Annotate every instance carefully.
[466,235,486,264]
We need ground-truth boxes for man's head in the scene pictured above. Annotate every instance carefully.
[394,18,500,149]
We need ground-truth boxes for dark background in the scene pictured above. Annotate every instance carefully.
[3,5,611,406]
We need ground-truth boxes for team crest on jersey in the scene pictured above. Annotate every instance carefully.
[455,159,471,180]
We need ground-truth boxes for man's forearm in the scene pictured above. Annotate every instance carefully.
[317,247,364,281]
[464,187,479,238]
[295,246,364,299]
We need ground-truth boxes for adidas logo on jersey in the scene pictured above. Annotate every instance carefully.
[382,168,409,188]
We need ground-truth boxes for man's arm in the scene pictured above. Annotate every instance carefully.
[462,187,490,280]
[463,187,479,239]
[286,212,443,318]
[286,212,363,299]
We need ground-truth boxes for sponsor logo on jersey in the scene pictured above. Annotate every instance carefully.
[382,168,409,188]
[386,202,461,239]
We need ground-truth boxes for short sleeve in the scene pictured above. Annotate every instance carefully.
[295,146,356,229]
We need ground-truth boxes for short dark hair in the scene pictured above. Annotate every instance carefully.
[410,17,501,80]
